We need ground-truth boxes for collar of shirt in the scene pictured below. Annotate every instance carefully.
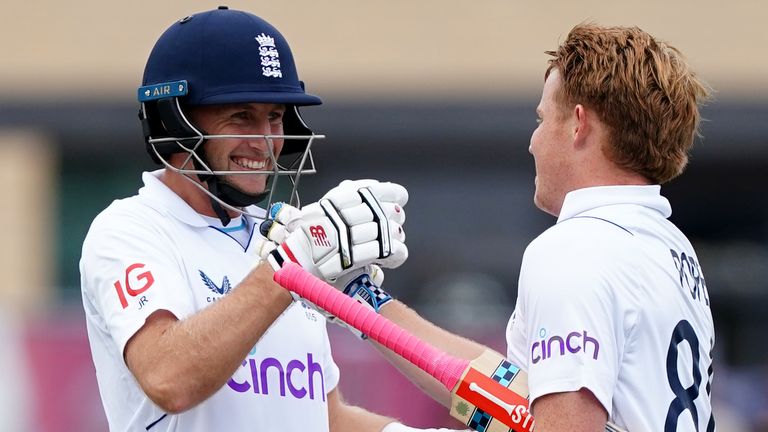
[556,185,672,223]
[138,169,266,228]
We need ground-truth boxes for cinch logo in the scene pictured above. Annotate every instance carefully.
[531,328,600,364]
[309,225,331,247]
[113,263,154,309]
[227,353,326,401]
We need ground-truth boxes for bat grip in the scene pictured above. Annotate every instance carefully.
[274,263,469,390]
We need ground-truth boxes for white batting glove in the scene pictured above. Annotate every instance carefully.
[259,179,406,338]
[257,221,392,339]
[258,235,389,338]
[262,179,408,279]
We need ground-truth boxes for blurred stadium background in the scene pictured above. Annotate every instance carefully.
[1,0,766,430]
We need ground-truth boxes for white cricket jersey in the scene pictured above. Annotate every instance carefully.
[506,185,715,432]
[80,170,340,432]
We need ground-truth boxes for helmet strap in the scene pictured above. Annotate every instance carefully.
[204,178,270,226]
[192,145,270,225]
[209,196,232,226]
[205,180,233,226]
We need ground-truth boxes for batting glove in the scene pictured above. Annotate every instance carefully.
[261,179,408,279]
[258,230,388,338]
[259,179,407,338]
[257,235,388,338]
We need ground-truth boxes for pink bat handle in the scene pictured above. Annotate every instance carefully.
[274,263,469,390]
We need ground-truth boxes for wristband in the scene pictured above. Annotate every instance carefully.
[343,273,392,312]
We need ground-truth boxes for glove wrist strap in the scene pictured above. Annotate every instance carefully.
[342,273,393,312]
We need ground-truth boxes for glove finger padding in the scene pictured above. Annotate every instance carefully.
[380,202,406,225]
[383,240,408,269]
[360,182,408,207]
[263,179,408,281]
[314,239,407,279]
[254,237,278,261]
[258,202,302,245]
[368,264,384,286]
[270,181,407,240]
[338,201,406,227]
[270,202,304,231]
[263,210,404,259]
[260,218,288,244]
[350,221,405,245]
[322,179,408,209]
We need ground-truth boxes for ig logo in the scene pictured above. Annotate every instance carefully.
[113,263,154,309]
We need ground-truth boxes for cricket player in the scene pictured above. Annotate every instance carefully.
[80,6,468,432]
[263,23,716,432]
[503,24,715,431]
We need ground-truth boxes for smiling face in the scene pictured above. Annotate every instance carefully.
[529,70,577,216]
[188,102,286,195]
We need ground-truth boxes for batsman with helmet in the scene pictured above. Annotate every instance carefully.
[80,6,471,432]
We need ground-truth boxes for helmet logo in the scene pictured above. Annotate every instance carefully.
[137,80,188,102]
[255,33,282,78]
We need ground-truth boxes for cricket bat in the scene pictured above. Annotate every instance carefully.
[273,262,624,432]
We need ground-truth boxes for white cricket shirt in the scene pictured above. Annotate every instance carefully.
[80,170,340,432]
[506,185,715,431]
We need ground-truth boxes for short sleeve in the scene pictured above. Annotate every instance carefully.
[80,210,196,357]
[518,229,624,413]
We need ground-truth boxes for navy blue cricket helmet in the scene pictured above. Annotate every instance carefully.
[138,6,323,223]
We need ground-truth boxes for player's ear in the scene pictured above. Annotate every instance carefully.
[572,104,592,149]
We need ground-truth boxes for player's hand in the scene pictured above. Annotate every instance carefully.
[255,227,391,339]
[258,179,405,337]
[261,179,408,279]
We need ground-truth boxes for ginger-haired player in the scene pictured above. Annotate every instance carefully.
[265,23,715,432]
